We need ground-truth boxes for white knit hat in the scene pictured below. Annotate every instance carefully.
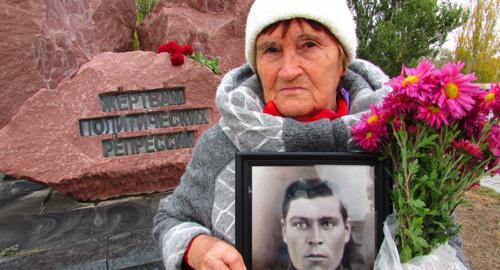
[245,0,358,71]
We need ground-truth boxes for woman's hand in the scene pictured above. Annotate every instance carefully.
[188,235,247,270]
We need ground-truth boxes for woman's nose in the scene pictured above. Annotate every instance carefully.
[278,50,302,81]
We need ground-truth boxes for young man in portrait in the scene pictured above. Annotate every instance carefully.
[281,179,352,270]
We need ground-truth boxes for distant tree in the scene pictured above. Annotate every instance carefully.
[454,0,499,83]
[434,48,455,68]
[348,0,466,76]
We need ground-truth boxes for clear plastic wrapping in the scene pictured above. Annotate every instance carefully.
[374,214,467,270]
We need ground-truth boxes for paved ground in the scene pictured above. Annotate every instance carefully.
[480,174,500,192]
[0,175,170,270]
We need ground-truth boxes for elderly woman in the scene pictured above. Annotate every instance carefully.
[153,0,466,269]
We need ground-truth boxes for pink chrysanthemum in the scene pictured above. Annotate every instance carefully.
[434,62,481,119]
[352,125,384,152]
[416,103,449,128]
[381,91,417,118]
[452,139,484,159]
[462,109,488,140]
[362,104,387,125]
[487,124,500,157]
[480,84,500,117]
[407,124,418,133]
[391,116,403,131]
[352,114,388,152]
[386,60,436,101]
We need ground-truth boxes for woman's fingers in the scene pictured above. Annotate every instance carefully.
[203,259,230,270]
[221,248,246,270]
[188,235,246,270]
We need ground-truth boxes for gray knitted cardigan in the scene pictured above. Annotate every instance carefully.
[152,60,468,269]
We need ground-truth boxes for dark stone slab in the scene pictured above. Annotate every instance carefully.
[146,191,172,214]
[0,216,32,251]
[24,208,96,250]
[0,188,51,217]
[42,190,92,214]
[0,186,165,269]
[0,179,48,203]
[0,237,107,270]
[91,199,153,239]
[107,229,163,270]
[9,180,48,195]
[0,181,12,201]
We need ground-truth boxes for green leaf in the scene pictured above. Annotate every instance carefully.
[136,0,159,25]
[410,199,426,209]
[413,235,430,249]
[408,159,420,175]
[410,216,424,233]
[417,134,439,149]
[190,52,222,75]
[401,246,413,263]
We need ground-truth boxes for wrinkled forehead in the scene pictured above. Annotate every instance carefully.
[257,18,336,41]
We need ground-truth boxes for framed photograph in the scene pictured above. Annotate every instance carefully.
[235,152,392,270]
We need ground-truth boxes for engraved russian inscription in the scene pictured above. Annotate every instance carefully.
[79,87,210,157]
[99,87,185,112]
[79,109,209,136]
[102,131,196,157]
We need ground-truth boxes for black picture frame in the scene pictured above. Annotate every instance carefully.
[235,152,392,270]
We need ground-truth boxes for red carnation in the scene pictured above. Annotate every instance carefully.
[157,44,168,53]
[158,41,182,54]
[182,45,194,56]
[170,52,185,66]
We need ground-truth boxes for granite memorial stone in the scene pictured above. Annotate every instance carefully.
[0,0,136,129]
[0,51,220,200]
[137,0,254,72]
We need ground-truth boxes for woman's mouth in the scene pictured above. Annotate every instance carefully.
[279,87,306,93]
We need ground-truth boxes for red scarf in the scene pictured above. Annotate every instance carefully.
[263,95,348,122]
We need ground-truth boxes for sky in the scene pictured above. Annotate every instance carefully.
[442,0,472,50]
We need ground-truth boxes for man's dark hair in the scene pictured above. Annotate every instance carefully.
[281,178,348,223]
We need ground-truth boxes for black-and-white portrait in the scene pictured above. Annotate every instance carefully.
[251,165,376,270]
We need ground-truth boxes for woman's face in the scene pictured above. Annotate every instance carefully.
[256,19,345,118]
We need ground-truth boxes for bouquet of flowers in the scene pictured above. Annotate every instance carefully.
[352,60,499,267]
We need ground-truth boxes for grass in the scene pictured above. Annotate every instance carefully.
[136,0,159,25]
[133,31,140,51]
[191,52,223,75]
[134,0,160,50]
[473,186,500,200]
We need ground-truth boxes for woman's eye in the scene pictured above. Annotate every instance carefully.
[304,41,317,48]
[264,47,279,54]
